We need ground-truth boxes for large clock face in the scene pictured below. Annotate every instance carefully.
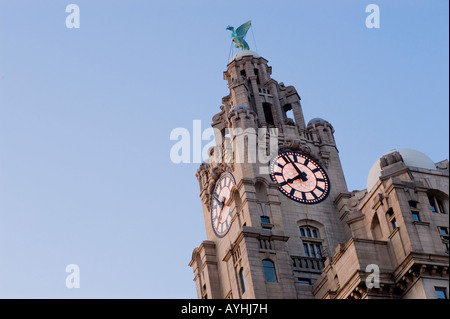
[269,151,330,204]
[211,172,236,237]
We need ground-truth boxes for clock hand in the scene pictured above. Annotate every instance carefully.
[212,193,224,209]
[218,198,228,222]
[282,155,308,181]
[286,175,303,184]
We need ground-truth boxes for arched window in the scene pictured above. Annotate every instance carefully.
[263,102,275,125]
[371,213,383,240]
[299,226,323,258]
[255,181,268,202]
[239,268,246,293]
[262,259,277,283]
[428,195,447,214]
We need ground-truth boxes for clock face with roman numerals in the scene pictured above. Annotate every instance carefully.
[211,172,236,237]
[269,151,330,204]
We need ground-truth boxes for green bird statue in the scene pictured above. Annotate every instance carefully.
[226,20,252,51]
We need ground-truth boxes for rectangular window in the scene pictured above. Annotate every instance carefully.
[254,69,260,85]
[391,218,398,229]
[312,229,318,238]
[303,244,310,257]
[260,216,270,224]
[309,244,316,258]
[306,228,312,237]
[300,228,306,237]
[429,196,438,213]
[298,278,312,285]
[316,245,322,258]
[412,212,420,222]
[435,287,447,299]
[437,198,446,214]
[438,227,450,254]
[239,268,246,294]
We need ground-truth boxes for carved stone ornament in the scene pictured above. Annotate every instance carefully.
[196,161,235,210]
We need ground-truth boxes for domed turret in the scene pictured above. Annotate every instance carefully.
[307,117,328,126]
[227,104,257,130]
[367,148,437,191]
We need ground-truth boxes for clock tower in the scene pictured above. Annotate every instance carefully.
[189,50,349,299]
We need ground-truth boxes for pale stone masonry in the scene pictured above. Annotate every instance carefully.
[189,51,449,299]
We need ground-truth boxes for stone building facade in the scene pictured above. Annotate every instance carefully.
[189,51,449,299]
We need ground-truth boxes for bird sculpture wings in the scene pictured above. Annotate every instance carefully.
[226,20,251,51]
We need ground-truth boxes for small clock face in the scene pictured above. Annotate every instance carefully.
[211,172,236,237]
[269,151,330,204]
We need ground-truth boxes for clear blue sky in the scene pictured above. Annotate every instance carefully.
[0,0,448,298]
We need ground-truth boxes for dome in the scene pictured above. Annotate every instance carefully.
[366,148,437,191]
[229,50,260,63]
[307,118,328,126]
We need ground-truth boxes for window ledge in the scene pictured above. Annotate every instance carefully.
[261,222,273,230]
[300,237,323,243]
[413,221,430,226]
[388,227,400,239]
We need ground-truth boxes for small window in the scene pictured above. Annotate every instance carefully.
[409,200,421,222]
[437,198,446,214]
[300,226,318,238]
[303,243,309,257]
[429,196,438,213]
[239,268,246,293]
[306,228,312,237]
[298,278,312,285]
[261,216,272,230]
[261,216,270,224]
[303,243,322,258]
[316,245,322,258]
[263,103,275,125]
[438,227,449,254]
[429,196,447,214]
[386,209,394,219]
[439,227,449,235]
[262,259,277,283]
[202,284,207,299]
[386,209,398,231]
[392,218,398,229]
[309,244,316,258]
[254,69,260,85]
[435,287,447,299]
[300,226,323,259]
[300,228,306,237]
